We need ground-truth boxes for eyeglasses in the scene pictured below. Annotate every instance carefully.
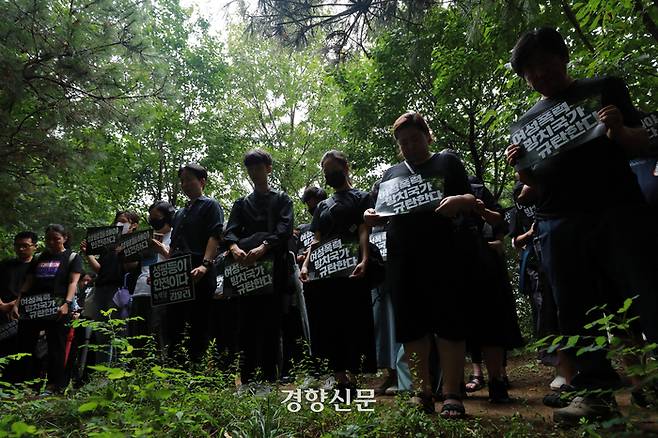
[14,243,35,249]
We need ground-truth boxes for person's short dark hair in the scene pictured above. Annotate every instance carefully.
[392,112,433,140]
[178,163,208,180]
[301,186,328,203]
[243,148,273,167]
[14,231,38,244]
[511,27,569,77]
[320,150,350,169]
[114,210,140,225]
[149,200,176,225]
[45,223,72,249]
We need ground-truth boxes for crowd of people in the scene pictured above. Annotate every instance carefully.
[0,27,657,426]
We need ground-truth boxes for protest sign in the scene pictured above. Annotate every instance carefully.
[120,229,153,261]
[0,320,17,341]
[511,98,606,170]
[369,231,387,261]
[19,293,60,320]
[150,255,195,306]
[308,238,359,280]
[375,174,443,217]
[224,257,274,296]
[86,226,122,255]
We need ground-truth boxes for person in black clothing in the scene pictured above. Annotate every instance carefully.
[12,224,82,393]
[297,187,328,265]
[463,174,523,402]
[0,231,38,382]
[364,112,480,418]
[224,149,294,384]
[300,150,377,394]
[167,163,224,362]
[80,211,140,364]
[506,27,656,424]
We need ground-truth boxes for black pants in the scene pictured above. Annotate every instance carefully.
[164,265,217,363]
[536,207,658,390]
[16,318,70,390]
[129,296,165,356]
[237,293,281,383]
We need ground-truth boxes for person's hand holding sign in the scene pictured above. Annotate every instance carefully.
[230,244,248,264]
[244,243,268,265]
[57,302,70,320]
[299,265,309,283]
[350,259,368,279]
[598,105,624,136]
[191,264,208,281]
[435,194,477,218]
[505,144,522,167]
[363,208,383,227]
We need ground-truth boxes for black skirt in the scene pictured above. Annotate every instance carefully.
[303,277,377,374]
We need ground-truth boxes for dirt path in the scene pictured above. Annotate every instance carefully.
[368,354,658,434]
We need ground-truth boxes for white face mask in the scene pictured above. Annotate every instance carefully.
[116,222,131,235]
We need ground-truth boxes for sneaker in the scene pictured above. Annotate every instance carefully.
[488,377,511,404]
[553,395,620,426]
[550,375,567,390]
[543,384,575,408]
[384,384,400,396]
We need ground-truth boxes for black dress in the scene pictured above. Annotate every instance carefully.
[304,188,377,374]
[224,189,294,382]
[376,152,472,344]
[467,178,524,350]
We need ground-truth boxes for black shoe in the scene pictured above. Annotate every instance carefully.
[408,392,436,414]
[543,384,575,408]
[488,377,511,403]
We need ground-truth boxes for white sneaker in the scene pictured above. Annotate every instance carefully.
[550,375,567,390]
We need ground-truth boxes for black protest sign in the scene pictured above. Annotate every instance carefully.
[641,112,658,151]
[308,238,359,281]
[86,226,122,255]
[511,98,606,170]
[120,229,153,261]
[224,257,274,297]
[375,174,443,217]
[299,230,315,254]
[0,320,18,341]
[19,293,60,320]
[369,231,387,261]
[149,255,195,306]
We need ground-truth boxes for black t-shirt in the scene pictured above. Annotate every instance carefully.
[171,195,225,258]
[376,152,471,257]
[0,258,34,303]
[516,77,645,219]
[224,190,294,251]
[26,249,83,298]
[94,247,122,288]
[508,202,536,239]
[310,188,373,241]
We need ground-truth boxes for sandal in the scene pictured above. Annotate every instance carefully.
[440,393,465,419]
[408,392,435,414]
[465,374,485,393]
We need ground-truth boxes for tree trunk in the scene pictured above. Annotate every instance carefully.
[557,0,596,53]
[634,0,658,43]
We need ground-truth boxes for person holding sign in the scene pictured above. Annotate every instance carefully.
[364,112,480,418]
[11,224,82,393]
[0,231,38,382]
[167,163,224,362]
[505,27,657,425]
[80,211,140,364]
[129,201,174,355]
[297,186,328,264]
[300,150,377,396]
[224,149,294,384]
